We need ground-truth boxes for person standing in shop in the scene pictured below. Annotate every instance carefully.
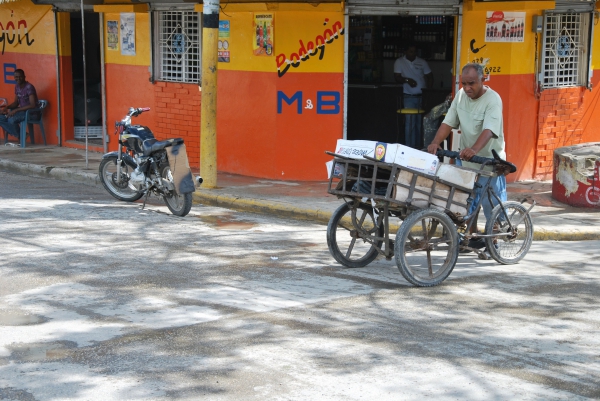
[394,44,433,149]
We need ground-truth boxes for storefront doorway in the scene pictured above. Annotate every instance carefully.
[70,12,104,144]
[344,1,460,147]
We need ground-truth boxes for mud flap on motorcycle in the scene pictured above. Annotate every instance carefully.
[166,143,196,195]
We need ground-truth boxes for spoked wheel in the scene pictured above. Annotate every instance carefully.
[485,201,533,264]
[394,208,458,287]
[98,156,144,202]
[327,202,384,268]
[159,164,193,217]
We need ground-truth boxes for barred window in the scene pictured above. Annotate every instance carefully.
[155,11,201,84]
[540,12,592,89]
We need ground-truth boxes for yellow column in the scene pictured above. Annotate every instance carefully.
[200,0,220,188]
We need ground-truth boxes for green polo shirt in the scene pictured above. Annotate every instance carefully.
[442,86,506,170]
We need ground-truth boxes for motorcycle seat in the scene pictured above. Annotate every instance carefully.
[142,138,184,157]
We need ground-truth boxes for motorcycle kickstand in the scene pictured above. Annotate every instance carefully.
[141,190,151,210]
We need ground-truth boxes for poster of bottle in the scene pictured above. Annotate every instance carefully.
[107,20,119,50]
[218,20,230,63]
[253,13,273,56]
[120,13,136,56]
[485,11,525,43]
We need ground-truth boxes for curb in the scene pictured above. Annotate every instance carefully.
[0,159,101,187]
[2,158,599,241]
[192,191,332,225]
[192,191,600,241]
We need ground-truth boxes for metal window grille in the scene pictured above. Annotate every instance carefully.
[157,11,201,84]
[540,12,591,89]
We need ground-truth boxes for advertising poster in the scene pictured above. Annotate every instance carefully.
[253,13,273,56]
[485,11,525,42]
[107,20,119,50]
[120,13,136,56]
[218,20,230,63]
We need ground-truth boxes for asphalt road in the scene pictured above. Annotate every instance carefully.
[1,171,599,400]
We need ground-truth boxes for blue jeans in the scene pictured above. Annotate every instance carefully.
[0,111,26,138]
[457,159,507,221]
[403,95,423,149]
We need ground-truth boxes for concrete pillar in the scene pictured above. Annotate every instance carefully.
[200,0,219,188]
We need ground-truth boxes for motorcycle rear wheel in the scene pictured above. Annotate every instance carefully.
[99,156,144,202]
[160,164,193,217]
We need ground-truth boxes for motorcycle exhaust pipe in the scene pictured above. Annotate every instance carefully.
[195,176,203,186]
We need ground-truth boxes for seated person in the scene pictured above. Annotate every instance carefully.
[0,69,39,140]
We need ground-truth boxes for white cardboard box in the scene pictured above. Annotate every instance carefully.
[387,143,439,176]
[331,140,438,176]
[436,164,477,190]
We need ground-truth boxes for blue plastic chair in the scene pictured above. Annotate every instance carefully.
[18,100,48,148]
[2,99,48,147]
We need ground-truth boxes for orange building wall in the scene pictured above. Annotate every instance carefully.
[0,52,59,145]
[154,81,201,164]
[460,6,540,181]
[214,9,345,180]
[97,8,345,180]
[0,3,59,145]
[104,63,156,149]
[535,72,600,179]
[216,70,343,179]
[274,72,344,180]
[101,12,155,152]
[460,2,600,181]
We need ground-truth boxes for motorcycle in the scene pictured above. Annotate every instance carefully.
[99,107,202,217]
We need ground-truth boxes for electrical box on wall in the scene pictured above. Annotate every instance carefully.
[532,15,543,33]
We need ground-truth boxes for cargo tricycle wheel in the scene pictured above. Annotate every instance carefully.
[394,208,459,287]
[327,202,384,268]
[484,201,533,265]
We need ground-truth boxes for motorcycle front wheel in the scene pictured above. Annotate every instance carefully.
[99,156,144,202]
[159,164,193,217]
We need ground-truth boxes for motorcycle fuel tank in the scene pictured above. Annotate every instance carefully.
[122,125,155,154]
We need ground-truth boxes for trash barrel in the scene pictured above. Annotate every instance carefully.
[552,143,600,208]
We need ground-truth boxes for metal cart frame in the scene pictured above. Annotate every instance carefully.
[325,150,535,287]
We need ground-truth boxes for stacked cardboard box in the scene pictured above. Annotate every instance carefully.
[328,140,439,177]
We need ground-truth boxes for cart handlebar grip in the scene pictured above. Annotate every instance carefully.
[436,149,517,174]
[436,149,490,165]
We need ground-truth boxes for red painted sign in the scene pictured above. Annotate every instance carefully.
[0,19,34,55]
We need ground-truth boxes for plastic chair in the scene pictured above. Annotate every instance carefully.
[19,100,48,147]
[2,99,48,147]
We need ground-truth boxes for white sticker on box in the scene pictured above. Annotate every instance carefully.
[334,139,377,159]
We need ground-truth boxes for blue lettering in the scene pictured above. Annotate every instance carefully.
[317,91,340,114]
[4,63,16,84]
[277,91,302,114]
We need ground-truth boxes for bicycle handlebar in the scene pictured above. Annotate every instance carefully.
[436,149,517,174]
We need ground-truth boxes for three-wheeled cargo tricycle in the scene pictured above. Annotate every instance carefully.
[326,149,536,287]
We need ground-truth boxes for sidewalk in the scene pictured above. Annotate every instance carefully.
[1,144,599,241]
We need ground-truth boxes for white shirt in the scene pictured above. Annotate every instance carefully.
[393,56,431,95]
